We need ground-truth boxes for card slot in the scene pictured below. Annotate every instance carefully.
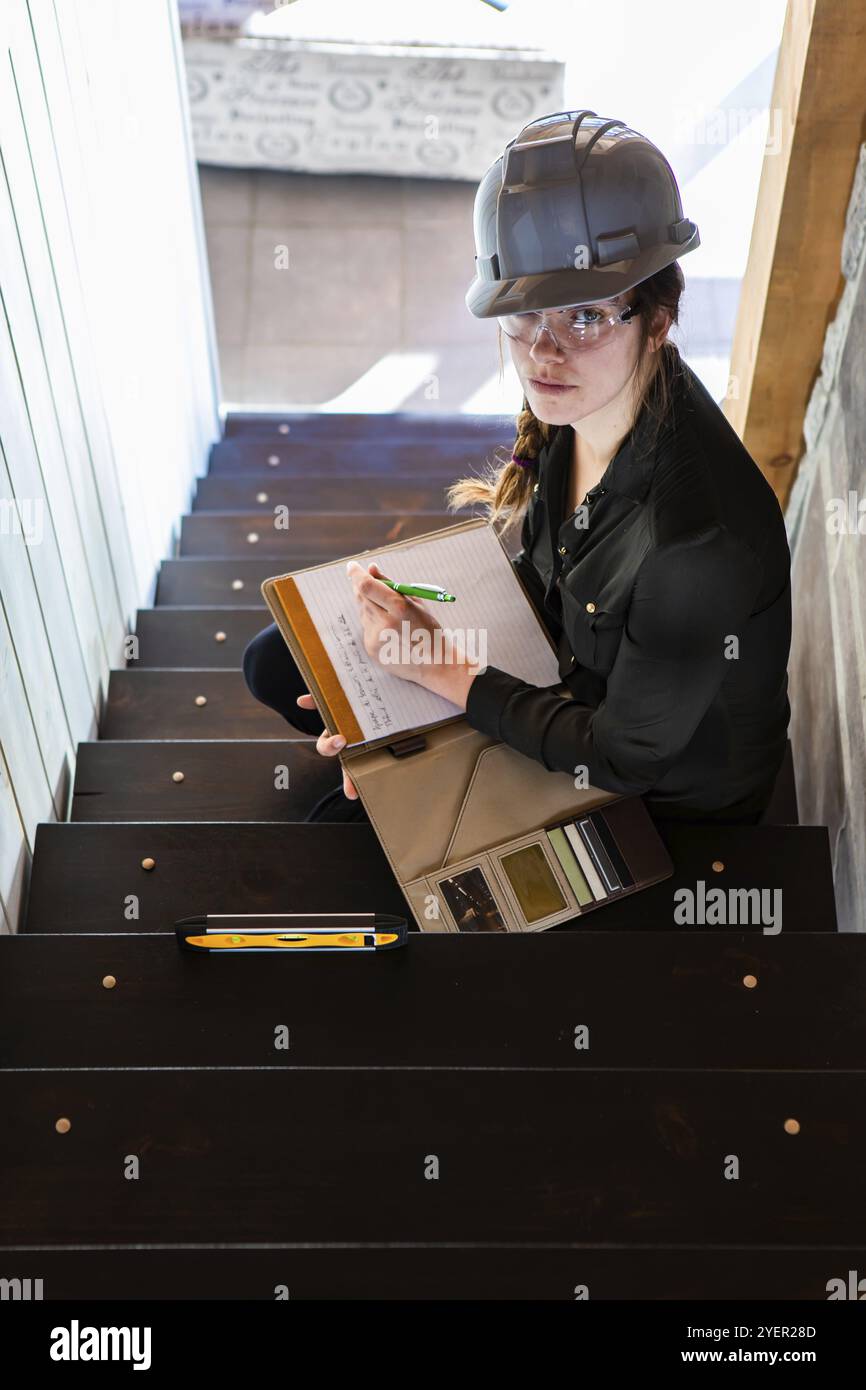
[563,822,606,900]
[546,827,594,907]
[402,876,450,933]
[497,841,568,924]
[489,833,580,932]
[601,796,674,883]
[429,855,519,933]
[591,809,635,888]
[577,816,621,893]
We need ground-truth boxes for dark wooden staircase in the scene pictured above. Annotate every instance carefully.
[3,410,859,1302]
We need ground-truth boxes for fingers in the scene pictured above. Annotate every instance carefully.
[314,728,356,799]
[295,691,357,799]
[346,558,404,614]
[315,726,346,757]
[299,690,348,761]
[308,716,355,799]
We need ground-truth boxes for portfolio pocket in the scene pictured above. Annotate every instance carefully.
[348,721,496,884]
[442,739,618,869]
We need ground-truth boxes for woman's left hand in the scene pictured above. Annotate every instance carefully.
[346,559,447,686]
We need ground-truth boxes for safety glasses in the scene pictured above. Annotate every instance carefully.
[499,300,638,353]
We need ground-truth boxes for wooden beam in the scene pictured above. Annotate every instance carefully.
[724,0,866,509]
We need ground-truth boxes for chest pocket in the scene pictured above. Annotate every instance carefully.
[559,581,627,676]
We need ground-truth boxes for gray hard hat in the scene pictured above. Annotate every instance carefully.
[466,110,699,318]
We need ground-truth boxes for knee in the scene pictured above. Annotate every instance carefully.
[242,623,293,705]
[242,622,324,734]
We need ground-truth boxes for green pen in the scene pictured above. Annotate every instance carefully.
[378,576,457,603]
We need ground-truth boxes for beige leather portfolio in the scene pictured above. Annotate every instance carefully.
[261,517,673,933]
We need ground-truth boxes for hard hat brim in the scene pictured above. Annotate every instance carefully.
[465,229,700,319]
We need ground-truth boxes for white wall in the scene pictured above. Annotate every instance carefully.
[0,0,221,932]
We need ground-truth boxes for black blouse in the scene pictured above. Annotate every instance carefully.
[464,355,792,820]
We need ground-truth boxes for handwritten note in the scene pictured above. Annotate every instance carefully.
[293,523,562,745]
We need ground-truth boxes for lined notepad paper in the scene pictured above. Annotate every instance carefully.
[290,523,561,745]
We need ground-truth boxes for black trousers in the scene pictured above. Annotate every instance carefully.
[242,622,371,823]
[242,622,765,830]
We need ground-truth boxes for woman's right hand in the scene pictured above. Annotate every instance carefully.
[296,692,358,799]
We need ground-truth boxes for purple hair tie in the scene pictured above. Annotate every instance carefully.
[511,453,536,468]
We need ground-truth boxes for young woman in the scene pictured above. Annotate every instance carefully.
[243,111,792,828]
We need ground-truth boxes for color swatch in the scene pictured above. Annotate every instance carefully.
[499,842,566,923]
[546,827,593,906]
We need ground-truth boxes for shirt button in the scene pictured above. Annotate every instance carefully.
[586,602,596,613]
[558,545,567,556]
[533,483,539,494]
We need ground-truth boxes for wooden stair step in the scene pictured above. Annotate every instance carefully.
[25,823,405,931]
[70,740,334,821]
[2,1068,864,1244]
[4,930,863,1068]
[24,822,837,933]
[178,510,454,557]
[0,1245,856,1301]
[100,670,291,739]
[208,438,504,475]
[194,472,461,513]
[222,409,512,439]
[130,608,269,667]
[155,558,330,606]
